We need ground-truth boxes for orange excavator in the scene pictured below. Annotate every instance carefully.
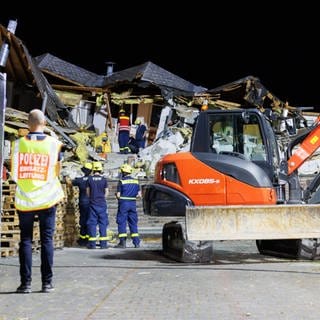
[142,108,320,262]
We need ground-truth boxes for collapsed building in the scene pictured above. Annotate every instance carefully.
[1,22,319,180]
[1,21,319,258]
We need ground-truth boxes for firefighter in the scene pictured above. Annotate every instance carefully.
[65,162,92,246]
[117,109,130,154]
[115,164,141,248]
[86,161,109,249]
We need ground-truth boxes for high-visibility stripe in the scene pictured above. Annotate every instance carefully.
[119,196,136,200]
[131,233,139,237]
[15,179,64,210]
[121,179,139,185]
[119,233,127,238]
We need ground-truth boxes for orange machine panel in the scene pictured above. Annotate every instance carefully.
[155,152,277,206]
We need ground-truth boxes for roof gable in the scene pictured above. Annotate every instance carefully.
[35,53,104,87]
[104,61,206,95]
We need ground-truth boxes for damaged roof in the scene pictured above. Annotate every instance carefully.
[35,53,105,87]
[36,56,207,98]
[206,75,288,109]
[0,24,67,122]
[103,61,206,95]
[0,24,34,85]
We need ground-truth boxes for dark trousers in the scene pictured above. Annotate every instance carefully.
[116,200,140,246]
[118,131,130,153]
[79,202,89,240]
[87,204,109,248]
[136,139,146,149]
[18,206,56,285]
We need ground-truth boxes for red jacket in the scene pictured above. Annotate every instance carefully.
[118,115,130,132]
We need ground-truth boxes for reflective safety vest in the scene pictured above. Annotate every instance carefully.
[11,134,65,211]
[118,115,130,132]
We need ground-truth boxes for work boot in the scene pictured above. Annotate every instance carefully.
[42,283,54,293]
[100,241,108,249]
[77,238,87,247]
[115,239,126,248]
[16,283,32,294]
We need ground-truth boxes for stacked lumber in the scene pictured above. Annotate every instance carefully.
[1,181,19,257]
[62,183,80,247]
[1,181,72,257]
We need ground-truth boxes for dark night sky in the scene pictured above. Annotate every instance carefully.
[1,5,319,109]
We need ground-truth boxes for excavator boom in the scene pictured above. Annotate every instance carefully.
[287,117,320,175]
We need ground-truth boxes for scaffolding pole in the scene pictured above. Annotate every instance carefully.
[0,20,18,257]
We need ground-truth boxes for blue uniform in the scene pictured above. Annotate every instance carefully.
[72,175,90,244]
[87,174,109,249]
[135,124,147,149]
[116,175,140,247]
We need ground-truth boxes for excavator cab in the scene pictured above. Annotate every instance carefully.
[191,109,281,184]
[143,109,283,217]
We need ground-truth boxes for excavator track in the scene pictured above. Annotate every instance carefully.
[162,221,214,263]
[162,221,320,262]
[256,239,320,260]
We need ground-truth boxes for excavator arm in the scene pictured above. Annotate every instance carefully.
[287,117,320,175]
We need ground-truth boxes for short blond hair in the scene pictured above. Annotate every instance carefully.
[28,109,46,127]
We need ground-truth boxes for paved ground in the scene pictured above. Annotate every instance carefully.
[1,240,320,320]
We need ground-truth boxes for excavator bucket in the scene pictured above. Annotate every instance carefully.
[185,204,320,260]
[185,204,320,241]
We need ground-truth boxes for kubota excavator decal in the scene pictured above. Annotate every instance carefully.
[188,178,220,184]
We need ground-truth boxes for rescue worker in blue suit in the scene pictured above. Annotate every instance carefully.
[134,118,147,151]
[115,164,141,248]
[86,161,109,249]
[66,162,92,246]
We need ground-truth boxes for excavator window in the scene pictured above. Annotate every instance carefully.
[210,113,267,161]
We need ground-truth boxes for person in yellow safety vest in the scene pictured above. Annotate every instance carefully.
[11,109,65,294]
[115,164,141,248]
[86,161,109,249]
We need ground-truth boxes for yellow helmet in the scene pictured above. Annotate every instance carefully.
[120,164,132,174]
[134,118,141,125]
[119,109,125,114]
[84,162,93,170]
[93,161,103,171]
